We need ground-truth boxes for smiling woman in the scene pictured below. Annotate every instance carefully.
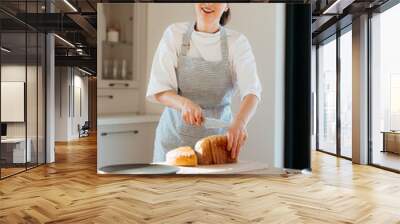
[147,3,261,163]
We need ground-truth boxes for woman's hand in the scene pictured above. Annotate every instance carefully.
[226,119,247,160]
[154,91,204,126]
[180,98,203,126]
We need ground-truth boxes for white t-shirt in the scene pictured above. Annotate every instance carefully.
[146,22,262,103]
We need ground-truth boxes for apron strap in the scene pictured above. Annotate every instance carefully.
[180,22,195,56]
[220,27,229,63]
[181,21,229,61]
[178,22,195,94]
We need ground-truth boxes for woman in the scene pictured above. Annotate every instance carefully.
[146,3,262,162]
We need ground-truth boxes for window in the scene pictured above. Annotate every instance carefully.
[370,2,400,171]
[317,37,337,154]
[316,27,353,159]
[340,30,352,158]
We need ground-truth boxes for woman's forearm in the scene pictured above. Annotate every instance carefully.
[155,90,203,126]
[233,94,259,127]
[226,94,259,158]
[154,90,187,110]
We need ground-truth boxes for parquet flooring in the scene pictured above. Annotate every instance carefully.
[1,167,26,178]
[1,134,400,223]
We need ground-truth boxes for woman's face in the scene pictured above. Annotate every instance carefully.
[195,3,228,26]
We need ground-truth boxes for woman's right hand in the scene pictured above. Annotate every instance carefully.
[180,98,203,126]
[154,91,203,126]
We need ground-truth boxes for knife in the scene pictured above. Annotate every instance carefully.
[203,117,231,129]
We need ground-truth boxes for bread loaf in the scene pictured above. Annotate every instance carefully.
[194,135,237,165]
[166,146,198,166]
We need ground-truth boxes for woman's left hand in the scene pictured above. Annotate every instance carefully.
[226,120,248,160]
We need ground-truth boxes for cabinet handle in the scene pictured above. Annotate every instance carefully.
[109,83,129,87]
[101,130,139,136]
[98,95,113,99]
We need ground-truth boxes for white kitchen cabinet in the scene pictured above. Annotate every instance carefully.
[97,88,139,114]
[98,41,139,89]
[97,4,148,115]
[97,114,159,169]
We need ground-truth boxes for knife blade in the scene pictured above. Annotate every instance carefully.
[203,117,231,129]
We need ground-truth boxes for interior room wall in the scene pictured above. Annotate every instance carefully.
[143,3,286,166]
[1,64,45,164]
[55,67,89,141]
[55,67,69,141]
[72,73,89,138]
[1,65,37,138]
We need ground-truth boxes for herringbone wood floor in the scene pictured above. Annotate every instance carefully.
[1,135,400,224]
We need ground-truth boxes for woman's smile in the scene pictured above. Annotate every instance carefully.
[201,6,215,14]
[195,3,228,33]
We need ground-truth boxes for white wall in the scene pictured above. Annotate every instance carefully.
[1,65,38,138]
[55,67,69,141]
[55,67,89,141]
[143,4,286,166]
[1,64,46,163]
[71,74,89,138]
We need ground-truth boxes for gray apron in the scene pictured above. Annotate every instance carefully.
[153,22,234,162]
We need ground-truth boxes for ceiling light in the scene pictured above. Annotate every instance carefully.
[63,0,78,12]
[1,47,11,53]
[78,67,93,76]
[76,48,85,55]
[54,34,75,48]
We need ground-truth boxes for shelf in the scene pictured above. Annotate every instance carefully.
[101,72,133,81]
[103,41,132,48]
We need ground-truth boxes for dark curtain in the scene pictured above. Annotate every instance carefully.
[284,4,312,170]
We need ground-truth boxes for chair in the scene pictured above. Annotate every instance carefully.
[79,121,90,138]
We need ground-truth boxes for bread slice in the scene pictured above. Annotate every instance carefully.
[166,146,198,167]
[194,135,237,165]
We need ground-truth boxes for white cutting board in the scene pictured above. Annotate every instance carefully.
[165,160,269,174]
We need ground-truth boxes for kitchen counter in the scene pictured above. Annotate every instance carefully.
[97,160,303,175]
[97,113,160,168]
[98,113,160,126]
[168,160,270,174]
